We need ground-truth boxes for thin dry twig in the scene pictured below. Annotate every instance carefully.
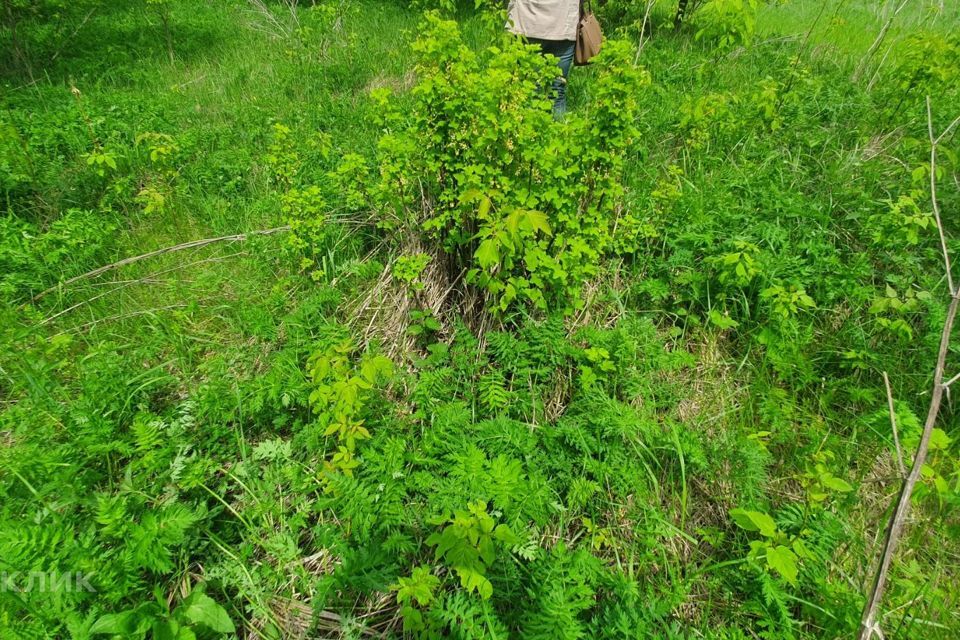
[860,298,960,639]
[943,370,960,389]
[30,226,289,303]
[852,0,910,83]
[882,371,906,478]
[37,252,246,325]
[634,0,656,63]
[858,98,960,640]
[244,0,300,39]
[66,303,189,334]
[866,42,894,93]
[50,8,96,62]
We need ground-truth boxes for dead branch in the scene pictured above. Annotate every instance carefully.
[852,0,910,83]
[882,371,906,478]
[50,8,96,62]
[66,303,189,334]
[243,0,300,40]
[634,0,656,63]
[943,370,960,389]
[858,98,960,639]
[30,226,289,304]
[38,252,246,326]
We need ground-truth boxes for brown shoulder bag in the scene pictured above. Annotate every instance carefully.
[575,1,602,66]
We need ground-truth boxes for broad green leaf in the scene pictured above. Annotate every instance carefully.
[478,536,496,565]
[393,567,439,607]
[478,195,492,219]
[360,354,394,383]
[400,605,424,632]
[494,523,520,545]
[935,475,949,494]
[182,593,235,634]
[475,238,500,269]
[524,209,552,236]
[766,545,799,585]
[820,474,853,493]
[90,611,138,635]
[458,566,493,599]
[792,538,812,560]
[505,208,524,235]
[153,620,178,640]
[929,428,951,451]
[729,508,777,538]
[708,309,739,330]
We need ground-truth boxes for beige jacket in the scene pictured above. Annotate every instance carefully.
[506,0,580,42]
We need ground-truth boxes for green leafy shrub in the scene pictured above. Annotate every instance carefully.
[370,14,650,314]
[306,338,394,481]
[91,586,234,639]
[693,0,759,48]
[0,208,117,300]
[3,1,960,638]
[890,32,960,110]
[426,500,519,599]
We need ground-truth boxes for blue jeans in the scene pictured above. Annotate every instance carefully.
[527,38,575,117]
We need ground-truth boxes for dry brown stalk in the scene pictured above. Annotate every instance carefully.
[852,0,910,83]
[30,226,290,304]
[882,371,906,478]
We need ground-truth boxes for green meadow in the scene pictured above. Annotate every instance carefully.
[2,0,959,638]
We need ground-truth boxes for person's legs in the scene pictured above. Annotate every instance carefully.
[528,38,576,117]
[549,40,575,117]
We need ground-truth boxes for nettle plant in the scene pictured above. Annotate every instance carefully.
[390,501,519,634]
[890,32,960,111]
[264,122,338,280]
[371,15,650,315]
[410,0,507,30]
[425,500,519,600]
[729,508,805,586]
[306,339,394,484]
[393,252,433,291]
[134,132,181,216]
[91,587,234,639]
[693,0,759,48]
[728,454,853,593]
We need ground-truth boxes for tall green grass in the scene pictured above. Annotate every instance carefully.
[1,0,959,638]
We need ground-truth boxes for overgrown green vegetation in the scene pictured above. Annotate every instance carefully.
[2,0,960,638]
